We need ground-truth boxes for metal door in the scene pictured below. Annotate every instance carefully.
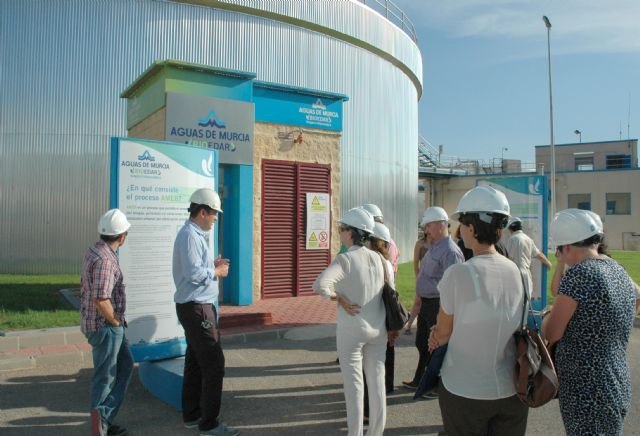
[261,160,331,298]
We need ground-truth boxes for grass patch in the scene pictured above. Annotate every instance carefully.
[395,262,417,309]
[546,250,640,305]
[2,251,638,331]
[397,250,640,310]
[0,275,80,331]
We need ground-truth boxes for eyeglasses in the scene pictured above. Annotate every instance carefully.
[205,209,218,217]
[339,225,349,233]
[555,245,565,257]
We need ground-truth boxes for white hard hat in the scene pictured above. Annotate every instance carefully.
[339,207,375,234]
[371,222,391,242]
[550,208,603,246]
[189,188,223,213]
[584,210,604,233]
[451,186,510,222]
[98,209,131,236]
[508,217,522,228]
[420,206,448,226]
[362,203,383,219]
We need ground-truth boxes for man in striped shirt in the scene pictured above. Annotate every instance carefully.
[80,209,133,436]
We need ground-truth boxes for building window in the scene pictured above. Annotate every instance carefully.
[574,156,594,171]
[606,154,631,169]
[568,194,591,210]
[606,193,631,215]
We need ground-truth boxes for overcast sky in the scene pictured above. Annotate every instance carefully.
[390,0,640,164]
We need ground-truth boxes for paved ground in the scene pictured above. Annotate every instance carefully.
[2,324,640,435]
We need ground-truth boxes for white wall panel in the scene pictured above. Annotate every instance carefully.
[0,0,421,273]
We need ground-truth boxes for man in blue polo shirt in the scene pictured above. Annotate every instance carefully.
[172,188,238,436]
[403,206,464,393]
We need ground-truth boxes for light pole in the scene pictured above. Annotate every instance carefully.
[543,15,556,220]
[574,129,582,143]
[500,147,508,172]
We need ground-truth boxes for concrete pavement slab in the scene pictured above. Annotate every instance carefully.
[1,325,639,435]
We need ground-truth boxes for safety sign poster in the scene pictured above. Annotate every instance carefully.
[110,137,218,361]
[306,193,330,250]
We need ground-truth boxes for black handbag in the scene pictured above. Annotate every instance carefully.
[513,269,559,407]
[377,253,409,331]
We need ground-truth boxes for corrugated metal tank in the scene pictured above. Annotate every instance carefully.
[0,0,422,274]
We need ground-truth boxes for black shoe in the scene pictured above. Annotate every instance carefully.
[421,389,439,399]
[107,424,128,436]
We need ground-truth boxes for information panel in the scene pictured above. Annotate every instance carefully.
[305,193,330,250]
[478,176,548,310]
[110,137,218,361]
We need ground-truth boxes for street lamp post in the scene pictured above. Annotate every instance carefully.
[574,129,582,143]
[500,147,508,172]
[543,15,556,220]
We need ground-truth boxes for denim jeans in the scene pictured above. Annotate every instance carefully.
[85,325,134,426]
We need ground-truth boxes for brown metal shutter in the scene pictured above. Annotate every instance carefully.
[261,160,331,299]
[296,163,331,296]
[261,160,296,298]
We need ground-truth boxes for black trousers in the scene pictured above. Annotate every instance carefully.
[412,297,440,385]
[439,383,529,436]
[176,302,225,432]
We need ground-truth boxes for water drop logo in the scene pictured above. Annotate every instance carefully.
[312,99,326,110]
[197,110,226,128]
[201,153,214,177]
[138,150,156,161]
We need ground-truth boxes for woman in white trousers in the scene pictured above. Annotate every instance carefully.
[313,207,389,436]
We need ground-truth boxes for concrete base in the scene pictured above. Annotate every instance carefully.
[138,358,184,410]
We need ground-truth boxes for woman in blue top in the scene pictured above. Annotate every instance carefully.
[543,208,636,435]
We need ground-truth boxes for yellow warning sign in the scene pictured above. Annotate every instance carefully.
[311,195,325,211]
[308,232,319,247]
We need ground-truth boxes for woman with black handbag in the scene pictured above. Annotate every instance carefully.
[543,209,636,436]
[313,207,390,436]
[427,186,529,436]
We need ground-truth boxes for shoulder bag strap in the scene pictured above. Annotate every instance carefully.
[377,251,389,285]
[464,262,483,299]
[519,268,538,331]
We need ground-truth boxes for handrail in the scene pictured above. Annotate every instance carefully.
[358,0,417,42]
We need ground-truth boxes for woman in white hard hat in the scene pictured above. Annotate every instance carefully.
[313,208,391,436]
[362,222,397,421]
[427,186,529,435]
[542,208,636,436]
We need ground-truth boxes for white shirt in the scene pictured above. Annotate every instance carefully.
[313,245,389,337]
[438,254,525,400]
[506,230,540,271]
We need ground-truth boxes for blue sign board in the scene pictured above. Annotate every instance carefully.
[254,85,345,131]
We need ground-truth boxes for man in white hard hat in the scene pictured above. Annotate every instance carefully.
[172,188,238,436]
[362,203,400,275]
[80,209,133,436]
[403,206,464,393]
[505,217,552,295]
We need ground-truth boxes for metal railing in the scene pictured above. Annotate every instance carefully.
[358,0,417,42]
[418,138,541,176]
